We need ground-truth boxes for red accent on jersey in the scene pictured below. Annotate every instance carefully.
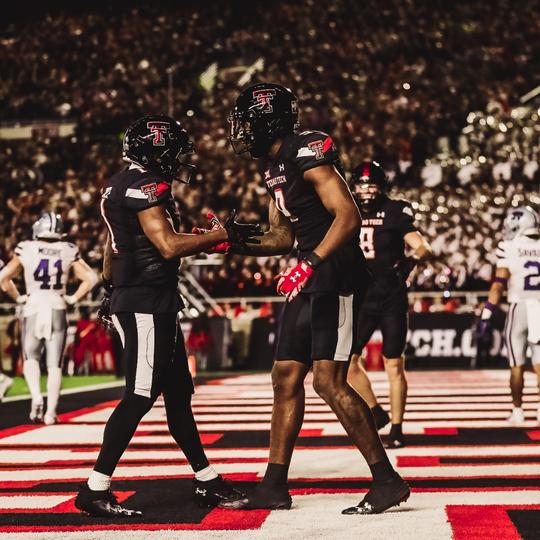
[322,136,333,153]
[155,181,171,197]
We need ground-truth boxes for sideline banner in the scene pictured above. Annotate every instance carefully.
[407,312,507,368]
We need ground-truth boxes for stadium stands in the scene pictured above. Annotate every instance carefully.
[1,0,539,293]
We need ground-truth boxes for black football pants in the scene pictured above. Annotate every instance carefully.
[94,312,209,476]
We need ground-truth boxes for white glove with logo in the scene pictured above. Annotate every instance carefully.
[16,295,28,305]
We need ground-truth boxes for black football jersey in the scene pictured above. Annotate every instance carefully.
[359,196,418,292]
[101,166,183,313]
[259,130,368,294]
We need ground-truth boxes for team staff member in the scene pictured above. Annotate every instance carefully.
[75,115,260,517]
[347,162,432,448]
[216,83,409,515]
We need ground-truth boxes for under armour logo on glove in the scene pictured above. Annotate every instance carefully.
[192,213,231,254]
[276,260,314,301]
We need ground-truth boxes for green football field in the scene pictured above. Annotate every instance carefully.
[4,375,121,398]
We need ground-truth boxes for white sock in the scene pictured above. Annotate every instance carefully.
[46,367,62,417]
[195,465,218,482]
[23,359,42,404]
[513,406,523,412]
[88,470,112,491]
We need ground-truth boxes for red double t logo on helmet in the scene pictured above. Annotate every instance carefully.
[252,89,277,113]
[146,121,169,146]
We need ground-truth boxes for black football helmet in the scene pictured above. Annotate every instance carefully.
[122,115,195,183]
[351,161,387,212]
[228,83,300,158]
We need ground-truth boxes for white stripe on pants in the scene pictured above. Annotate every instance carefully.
[133,314,155,398]
[334,295,354,362]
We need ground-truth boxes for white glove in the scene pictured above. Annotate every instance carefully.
[16,295,28,305]
[64,295,77,306]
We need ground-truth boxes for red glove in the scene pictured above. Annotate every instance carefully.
[192,213,231,254]
[276,259,315,301]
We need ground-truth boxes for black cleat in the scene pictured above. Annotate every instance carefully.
[342,475,410,515]
[371,405,391,431]
[384,434,406,449]
[193,475,244,508]
[75,484,142,518]
[218,482,292,510]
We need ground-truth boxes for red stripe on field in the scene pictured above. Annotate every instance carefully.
[56,400,120,423]
[0,481,41,489]
[132,432,223,444]
[397,456,441,467]
[446,504,540,540]
[397,455,540,467]
[0,457,269,470]
[298,429,323,437]
[0,508,269,532]
[424,427,458,435]
[0,424,43,440]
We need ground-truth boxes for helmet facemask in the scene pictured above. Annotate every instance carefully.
[228,83,299,159]
[503,207,540,240]
[229,107,289,159]
[155,138,196,184]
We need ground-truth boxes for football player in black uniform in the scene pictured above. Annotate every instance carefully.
[74,115,260,517]
[347,162,432,448]
[215,84,410,515]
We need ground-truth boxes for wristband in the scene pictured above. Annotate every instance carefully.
[305,251,323,269]
[481,302,496,320]
[493,276,508,285]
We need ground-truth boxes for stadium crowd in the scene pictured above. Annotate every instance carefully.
[1,0,539,295]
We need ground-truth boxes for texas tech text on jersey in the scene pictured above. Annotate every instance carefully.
[259,129,366,294]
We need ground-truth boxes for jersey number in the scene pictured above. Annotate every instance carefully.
[524,261,540,291]
[274,188,292,218]
[359,227,376,259]
[34,259,63,290]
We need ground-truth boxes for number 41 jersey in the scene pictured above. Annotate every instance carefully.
[15,240,80,315]
[496,235,540,303]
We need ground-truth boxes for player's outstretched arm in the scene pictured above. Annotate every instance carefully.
[304,164,361,260]
[0,257,24,302]
[65,259,99,305]
[404,231,432,261]
[232,200,295,256]
[396,230,434,281]
[139,204,230,259]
